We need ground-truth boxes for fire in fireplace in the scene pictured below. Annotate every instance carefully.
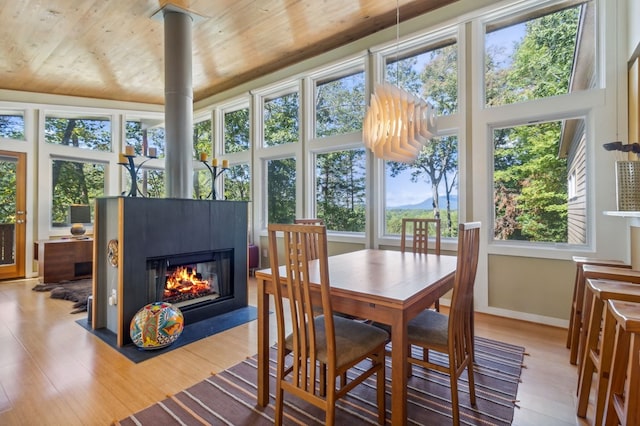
[146,249,233,315]
[163,265,218,304]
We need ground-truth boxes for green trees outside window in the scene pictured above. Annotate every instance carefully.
[267,158,296,224]
[486,3,588,244]
[384,42,459,237]
[224,163,251,201]
[125,120,166,198]
[45,116,111,151]
[224,108,250,153]
[264,93,299,147]
[51,159,104,227]
[316,149,366,232]
[0,114,24,140]
[315,71,365,138]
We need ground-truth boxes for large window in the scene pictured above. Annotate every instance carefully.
[0,112,25,140]
[484,2,593,106]
[264,92,299,147]
[267,158,296,224]
[125,120,166,198]
[485,1,594,246]
[385,135,459,237]
[315,71,365,138]
[386,41,458,115]
[224,108,250,153]
[193,118,213,200]
[315,149,366,232]
[125,120,165,157]
[383,38,459,237]
[222,105,251,202]
[493,120,573,244]
[51,159,105,227]
[45,114,111,151]
[224,163,251,201]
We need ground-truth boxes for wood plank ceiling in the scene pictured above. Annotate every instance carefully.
[0,0,457,105]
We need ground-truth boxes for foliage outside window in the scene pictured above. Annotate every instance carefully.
[224,108,250,153]
[267,158,296,224]
[0,157,17,226]
[224,163,251,201]
[315,149,366,232]
[386,42,457,115]
[315,71,365,138]
[133,169,165,198]
[51,159,105,227]
[0,113,25,140]
[125,120,166,198]
[45,116,111,151]
[484,3,589,107]
[386,135,459,238]
[125,121,165,157]
[383,40,459,237]
[193,119,213,200]
[493,121,568,243]
[486,2,592,245]
[264,92,299,147]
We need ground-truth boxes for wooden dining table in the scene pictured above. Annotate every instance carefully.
[255,248,458,426]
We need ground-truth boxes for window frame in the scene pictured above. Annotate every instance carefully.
[472,0,602,258]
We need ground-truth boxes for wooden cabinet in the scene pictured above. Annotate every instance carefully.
[34,238,93,283]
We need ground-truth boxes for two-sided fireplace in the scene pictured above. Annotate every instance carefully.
[92,197,248,346]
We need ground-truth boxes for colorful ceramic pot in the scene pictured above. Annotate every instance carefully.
[130,301,184,349]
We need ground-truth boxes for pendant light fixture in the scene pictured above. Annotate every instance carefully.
[363,1,437,163]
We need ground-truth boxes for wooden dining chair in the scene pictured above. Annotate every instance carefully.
[294,218,325,260]
[406,221,480,425]
[401,217,441,255]
[267,223,388,425]
[401,217,442,311]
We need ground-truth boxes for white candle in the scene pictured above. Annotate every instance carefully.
[222,159,229,169]
[148,147,157,158]
[125,145,135,156]
[212,158,218,167]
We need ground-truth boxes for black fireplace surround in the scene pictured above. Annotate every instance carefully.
[92,197,248,346]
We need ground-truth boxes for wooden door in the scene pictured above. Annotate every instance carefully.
[0,151,26,280]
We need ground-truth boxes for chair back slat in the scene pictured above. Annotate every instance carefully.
[294,219,325,260]
[448,221,481,369]
[268,223,333,396]
[401,218,441,255]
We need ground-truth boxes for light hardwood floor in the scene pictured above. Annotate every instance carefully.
[0,277,592,425]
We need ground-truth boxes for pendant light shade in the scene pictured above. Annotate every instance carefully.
[363,82,437,163]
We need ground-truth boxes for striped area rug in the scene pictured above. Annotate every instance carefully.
[115,337,524,425]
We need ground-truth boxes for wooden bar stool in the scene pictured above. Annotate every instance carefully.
[603,300,640,426]
[567,257,629,365]
[578,266,640,368]
[576,279,640,425]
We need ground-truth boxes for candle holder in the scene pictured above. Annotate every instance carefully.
[119,150,157,197]
[201,159,229,200]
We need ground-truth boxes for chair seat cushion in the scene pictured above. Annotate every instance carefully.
[286,315,389,369]
[407,309,449,347]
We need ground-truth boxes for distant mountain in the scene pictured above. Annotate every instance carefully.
[391,195,458,210]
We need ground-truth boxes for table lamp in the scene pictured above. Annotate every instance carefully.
[69,204,91,237]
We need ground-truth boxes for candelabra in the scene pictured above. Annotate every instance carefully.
[200,154,229,200]
[118,146,157,197]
